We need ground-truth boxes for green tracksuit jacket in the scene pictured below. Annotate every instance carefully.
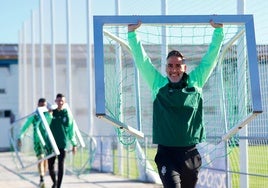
[49,109,77,150]
[19,111,52,156]
[128,28,224,147]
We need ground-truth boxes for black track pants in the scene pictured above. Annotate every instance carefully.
[154,145,202,188]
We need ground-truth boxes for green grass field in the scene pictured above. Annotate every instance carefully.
[111,144,268,187]
[229,145,268,188]
[68,143,268,187]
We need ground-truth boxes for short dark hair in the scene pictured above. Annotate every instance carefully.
[166,50,185,60]
[56,93,65,98]
[38,98,46,104]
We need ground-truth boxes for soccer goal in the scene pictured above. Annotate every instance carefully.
[10,104,86,169]
[94,14,262,140]
[10,107,59,169]
[93,15,262,185]
[94,15,262,187]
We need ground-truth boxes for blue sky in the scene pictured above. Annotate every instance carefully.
[0,0,267,44]
[0,0,39,43]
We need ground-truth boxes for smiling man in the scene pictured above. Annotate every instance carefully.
[127,20,224,188]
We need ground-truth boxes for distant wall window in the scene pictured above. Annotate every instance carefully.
[0,88,6,94]
[0,110,11,118]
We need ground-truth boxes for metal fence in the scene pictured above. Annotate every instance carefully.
[65,134,268,188]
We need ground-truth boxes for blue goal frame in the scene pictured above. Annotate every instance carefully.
[93,15,262,138]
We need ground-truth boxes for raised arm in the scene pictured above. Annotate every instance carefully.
[188,20,224,88]
[128,21,165,92]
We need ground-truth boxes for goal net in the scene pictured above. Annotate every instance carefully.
[10,104,85,170]
[10,107,59,169]
[93,15,262,186]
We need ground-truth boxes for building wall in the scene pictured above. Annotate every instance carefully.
[0,63,18,149]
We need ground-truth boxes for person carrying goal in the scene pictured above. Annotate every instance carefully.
[127,20,224,188]
[18,98,52,188]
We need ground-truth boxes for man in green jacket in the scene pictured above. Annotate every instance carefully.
[128,20,224,188]
[18,98,52,188]
[48,93,77,188]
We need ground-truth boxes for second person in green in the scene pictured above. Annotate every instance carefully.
[48,93,77,188]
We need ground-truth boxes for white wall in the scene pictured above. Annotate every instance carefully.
[0,64,18,149]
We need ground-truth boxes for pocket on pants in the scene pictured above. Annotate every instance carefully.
[154,150,164,164]
[184,149,202,171]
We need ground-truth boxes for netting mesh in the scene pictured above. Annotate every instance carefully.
[10,112,56,169]
[10,105,87,170]
[101,23,258,173]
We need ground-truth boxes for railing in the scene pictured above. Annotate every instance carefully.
[65,132,268,188]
